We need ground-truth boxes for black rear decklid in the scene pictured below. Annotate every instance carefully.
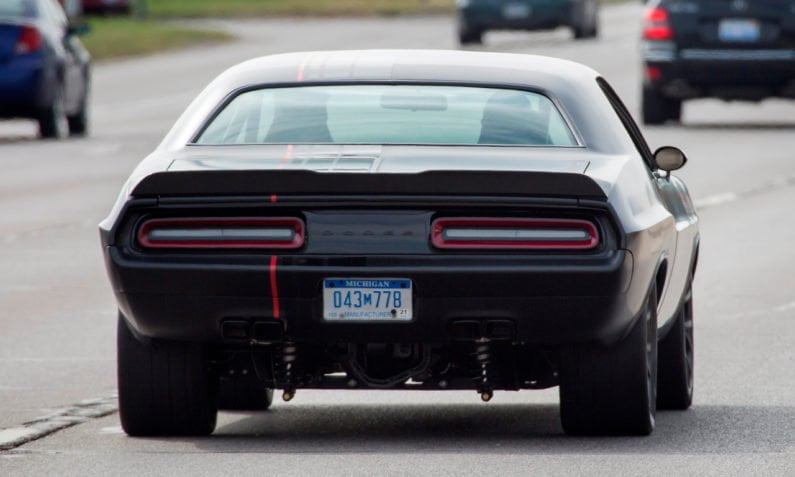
[667,0,795,48]
[132,170,607,200]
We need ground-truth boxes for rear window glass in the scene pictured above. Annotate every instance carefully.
[195,85,578,147]
[0,0,34,18]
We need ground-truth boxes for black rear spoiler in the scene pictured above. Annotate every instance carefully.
[132,170,607,200]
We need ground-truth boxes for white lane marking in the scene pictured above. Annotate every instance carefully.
[99,426,124,435]
[724,300,795,320]
[694,174,795,211]
[0,428,39,449]
[0,394,117,451]
[694,192,739,210]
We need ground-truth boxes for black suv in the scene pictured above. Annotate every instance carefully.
[641,0,795,124]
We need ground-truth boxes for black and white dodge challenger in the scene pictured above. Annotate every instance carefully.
[101,50,699,436]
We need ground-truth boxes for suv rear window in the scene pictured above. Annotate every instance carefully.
[195,84,578,147]
[0,0,34,18]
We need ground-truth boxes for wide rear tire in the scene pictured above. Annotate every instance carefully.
[219,372,274,411]
[117,314,218,436]
[657,284,694,410]
[559,287,658,436]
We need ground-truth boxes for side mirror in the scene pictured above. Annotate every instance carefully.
[67,23,91,37]
[653,146,687,173]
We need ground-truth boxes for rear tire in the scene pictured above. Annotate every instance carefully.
[38,84,68,139]
[117,314,218,436]
[642,86,682,125]
[457,16,483,45]
[559,287,658,436]
[67,92,89,137]
[657,284,694,410]
[219,373,274,411]
[572,0,599,39]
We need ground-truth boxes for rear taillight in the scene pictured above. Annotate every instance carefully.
[431,218,599,250]
[16,26,42,54]
[137,218,305,249]
[643,7,673,41]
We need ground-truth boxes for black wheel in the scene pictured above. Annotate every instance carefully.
[219,373,274,411]
[38,83,68,139]
[666,97,682,123]
[117,314,218,436]
[68,89,89,137]
[559,287,658,436]
[457,16,483,45]
[642,86,682,125]
[657,284,694,410]
[572,0,599,39]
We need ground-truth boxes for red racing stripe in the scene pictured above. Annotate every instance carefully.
[297,55,309,82]
[269,255,281,319]
[277,144,294,169]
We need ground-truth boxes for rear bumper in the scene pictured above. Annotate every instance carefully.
[0,55,45,118]
[643,43,795,99]
[105,246,643,347]
[459,2,574,31]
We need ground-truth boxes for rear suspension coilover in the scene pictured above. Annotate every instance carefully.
[471,338,495,401]
[279,342,297,401]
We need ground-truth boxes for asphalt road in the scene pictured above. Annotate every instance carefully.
[1,3,794,475]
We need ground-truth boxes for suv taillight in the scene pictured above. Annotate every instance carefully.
[643,7,673,41]
[16,26,41,54]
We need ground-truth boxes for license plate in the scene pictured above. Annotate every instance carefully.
[719,19,760,43]
[323,278,413,322]
[502,3,531,20]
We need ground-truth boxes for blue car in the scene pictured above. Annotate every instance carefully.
[456,0,599,45]
[0,0,90,138]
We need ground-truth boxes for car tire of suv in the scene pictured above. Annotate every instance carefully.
[642,87,681,125]
[657,283,694,410]
[219,374,274,411]
[38,83,68,139]
[457,17,483,45]
[68,84,90,137]
[573,0,599,39]
[117,314,218,436]
[559,286,658,436]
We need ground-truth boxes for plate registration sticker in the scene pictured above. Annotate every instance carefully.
[323,279,412,322]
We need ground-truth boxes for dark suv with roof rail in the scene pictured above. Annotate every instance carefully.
[641,0,795,124]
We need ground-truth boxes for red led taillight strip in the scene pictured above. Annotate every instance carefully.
[431,218,599,250]
[137,217,304,250]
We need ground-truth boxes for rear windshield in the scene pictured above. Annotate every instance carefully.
[0,0,34,18]
[195,85,578,147]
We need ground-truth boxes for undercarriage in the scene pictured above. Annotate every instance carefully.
[217,334,560,403]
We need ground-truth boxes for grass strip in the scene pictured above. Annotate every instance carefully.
[81,18,233,61]
[145,0,454,17]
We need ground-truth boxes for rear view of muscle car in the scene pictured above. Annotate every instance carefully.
[100,50,699,437]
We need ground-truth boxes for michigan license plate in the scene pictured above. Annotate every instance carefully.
[719,19,760,43]
[323,278,413,322]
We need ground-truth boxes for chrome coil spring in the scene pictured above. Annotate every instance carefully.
[470,338,495,396]
[279,342,297,401]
